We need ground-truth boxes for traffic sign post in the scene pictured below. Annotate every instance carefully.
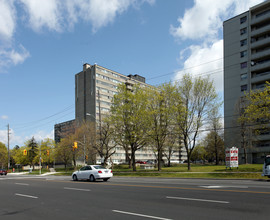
[225,147,238,169]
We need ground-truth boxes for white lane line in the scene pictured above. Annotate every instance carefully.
[112,210,173,220]
[64,187,91,192]
[15,183,29,186]
[15,193,38,199]
[166,196,229,204]
[200,185,248,189]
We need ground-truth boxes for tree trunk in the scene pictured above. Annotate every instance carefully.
[131,149,136,171]
[158,148,162,171]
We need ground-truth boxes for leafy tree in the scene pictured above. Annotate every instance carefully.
[238,82,270,163]
[207,106,223,165]
[40,138,55,167]
[55,137,73,171]
[11,146,29,167]
[26,137,39,170]
[146,82,177,171]
[204,131,225,163]
[163,129,178,167]
[175,74,220,170]
[110,83,149,171]
[190,144,206,163]
[242,82,270,124]
[0,142,8,168]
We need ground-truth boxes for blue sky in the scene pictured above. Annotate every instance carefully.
[0,0,265,146]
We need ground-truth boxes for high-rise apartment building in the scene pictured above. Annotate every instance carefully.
[74,63,186,164]
[224,1,270,163]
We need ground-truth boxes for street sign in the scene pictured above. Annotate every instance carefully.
[225,147,238,168]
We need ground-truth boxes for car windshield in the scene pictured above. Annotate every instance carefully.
[93,165,106,169]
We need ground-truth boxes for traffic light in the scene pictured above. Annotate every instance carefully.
[74,142,78,149]
[85,155,88,160]
[23,149,27,155]
[47,150,50,156]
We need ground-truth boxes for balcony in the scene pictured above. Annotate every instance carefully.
[251,13,270,26]
[251,60,270,72]
[251,25,270,37]
[251,71,270,84]
[251,37,270,49]
[251,48,270,60]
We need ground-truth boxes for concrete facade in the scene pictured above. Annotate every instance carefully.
[224,1,270,164]
[54,119,75,143]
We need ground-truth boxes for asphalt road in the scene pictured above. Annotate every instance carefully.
[0,174,270,220]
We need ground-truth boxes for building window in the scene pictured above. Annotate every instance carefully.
[241,62,247,69]
[241,85,247,91]
[240,51,247,58]
[240,39,247,46]
[240,16,247,24]
[240,28,247,35]
[241,73,247,80]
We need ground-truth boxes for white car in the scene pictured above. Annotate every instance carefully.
[72,165,113,182]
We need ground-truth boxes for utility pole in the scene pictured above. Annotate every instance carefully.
[98,90,103,164]
[7,124,10,170]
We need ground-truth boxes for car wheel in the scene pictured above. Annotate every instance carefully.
[103,178,109,182]
[72,174,78,181]
[89,175,96,182]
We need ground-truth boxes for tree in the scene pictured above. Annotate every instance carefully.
[55,137,73,171]
[74,121,96,165]
[242,82,270,124]
[236,98,250,164]
[176,74,220,170]
[94,116,116,166]
[110,83,148,171]
[204,131,225,163]
[11,146,28,167]
[146,82,177,171]
[208,106,223,165]
[0,142,8,168]
[190,144,206,163]
[40,139,55,167]
[163,129,178,167]
[26,137,38,170]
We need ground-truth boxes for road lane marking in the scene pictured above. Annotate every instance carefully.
[64,187,91,192]
[166,196,229,204]
[200,185,248,189]
[112,210,172,220]
[15,183,29,186]
[15,193,38,199]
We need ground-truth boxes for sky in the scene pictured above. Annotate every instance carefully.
[0,0,266,147]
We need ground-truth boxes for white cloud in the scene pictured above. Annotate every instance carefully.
[170,0,265,41]
[171,0,266,92]
[0,0,16,41]
[20,0,62,32]
[0,45,30,70]
[0,129,54,146]
[20,0,155,33]
[1,115,8,120]
[25,130,54,144]
[175,40,223,92]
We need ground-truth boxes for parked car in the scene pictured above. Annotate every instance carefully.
[0,169,7,175]
[72,165,113,182]
[136,160,147,164]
